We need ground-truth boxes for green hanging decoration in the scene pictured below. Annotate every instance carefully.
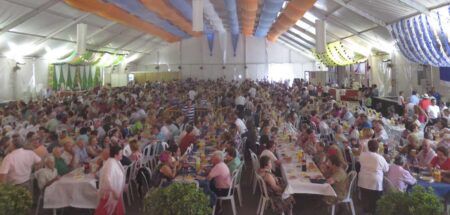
[94,67,101,86]
[82,67,88,89]
[48,65,56,90]
[59,66,65,90]
[87,66,93,88]
[66,68,73,90]
[74,66,81,89]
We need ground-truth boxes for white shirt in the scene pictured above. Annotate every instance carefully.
[235,96,246,106]
[427,105,440,119]
[323,86,329,93]
[235,118,247,134]
[249,88,256,98]
[35,167,58,190]
[358,152,389,191]
[398,96,405,106]
[417,149,437,167]
[99,158,125,199]
[188,90,197,101]
[0,148,42,184]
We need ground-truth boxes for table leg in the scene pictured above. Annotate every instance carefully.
[53,209,56,215]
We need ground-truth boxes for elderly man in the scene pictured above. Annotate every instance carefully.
[417,139,437,168]
[207,151,231,197]
[52,146,70,175]
[35,156,59,190]
[0,138,41,190]
[373,120,389,143]
[74,139,90,165]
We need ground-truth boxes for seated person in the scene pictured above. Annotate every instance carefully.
[207,151,231,197]
[128,139,142,161]
[225,147,241,173]
[258,156,294,215]
[86,136,102,158]
[73,139,90,165]
[260,141,281,170]
[155,151,179,186]
[417,139,437,168]
[313,142,327,166]
[322,155,348,205]
[429,146,450,171]
[35,156,60,190]
[387,155,416,192]
[52,146,70,175]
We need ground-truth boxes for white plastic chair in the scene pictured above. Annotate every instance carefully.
[216,169,239,215]
[331,171,357,215]
[249,149,260,195]
[234,161,245,207]
[161,141,169,151]
[255,172,287,215]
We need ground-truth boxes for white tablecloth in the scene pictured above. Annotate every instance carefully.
[44,168,98,209]
[276,142,337,199]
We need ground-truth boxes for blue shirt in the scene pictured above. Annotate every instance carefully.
[74,146,89,163]
[410,95,420,105]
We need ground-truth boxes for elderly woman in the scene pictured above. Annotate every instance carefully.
[387,155,416,192]
[207,151,231,197]
[258,155,294,215]
[429,146,450,171]
[95,146,125,215]
[358,140,389,215]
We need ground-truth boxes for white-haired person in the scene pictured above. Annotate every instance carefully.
[35,156,59,190]
[207,151,231,197]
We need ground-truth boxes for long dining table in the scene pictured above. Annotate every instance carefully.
[276,139,337,199]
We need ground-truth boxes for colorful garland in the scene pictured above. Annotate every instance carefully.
[312,41,368,66]
[389,5,450,67]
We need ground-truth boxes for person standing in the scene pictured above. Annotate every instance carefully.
[95,146,125,215]
[0,138,42,191]
[358,140,389,215]
[427,98,440,125]
[410,90,420,105]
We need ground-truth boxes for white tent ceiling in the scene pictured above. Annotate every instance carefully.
[0,0,449,62]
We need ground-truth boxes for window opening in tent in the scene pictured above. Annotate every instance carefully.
[268,64,294,85]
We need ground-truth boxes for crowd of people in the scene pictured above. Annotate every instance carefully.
[0,78,449,215]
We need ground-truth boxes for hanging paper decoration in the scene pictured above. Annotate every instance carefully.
[141,0,201,36]
[312,41,368,66]
[47,65,55,91]
[389,5,450,67]
[255,0,285,38]
[232,34,239,56]
[203,0,226,32]
[267,0,316,42]
[223,0,240,35]
[239,0,258,36]
[51,50,127,67]
[104,0,188,38]
[64,0,181,42]
[207,32,215,56]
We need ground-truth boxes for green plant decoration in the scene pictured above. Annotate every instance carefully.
[377,186,444,215]
[143,183,212,215]
[0,183,33,215]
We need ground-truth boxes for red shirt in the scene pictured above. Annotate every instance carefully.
[419,99,431,112]
[180,134,196,155]
[430,157,450,170]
